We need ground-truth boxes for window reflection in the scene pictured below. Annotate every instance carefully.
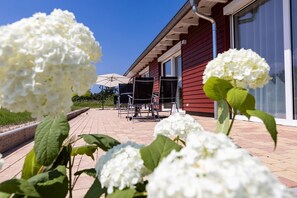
[163,60,171,77]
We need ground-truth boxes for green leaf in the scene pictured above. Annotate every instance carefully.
[71,145,97,160]
[80,134,120,151]
[21,149,43,180]
[239,93,256,118]
[46,146,70,171]
[246,110,277,147]
[226,88,248,112]
[27,165,68,198]
[203,77,233,101]
[215,99,230,134]
[0,192,10,198]
[106,188,136,198]
[0,179,40,197]
[34,115,70,166]
[84,178,106,198]
[75,168,97,178]
[140,135,182,171]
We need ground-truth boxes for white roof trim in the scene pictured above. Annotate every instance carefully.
[139,66,149,75]
[223,0,255,15]
[158,42,181,63]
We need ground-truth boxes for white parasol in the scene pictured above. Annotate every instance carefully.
[96,73,130,88]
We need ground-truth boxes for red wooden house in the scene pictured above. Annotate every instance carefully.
[124,0,297,126]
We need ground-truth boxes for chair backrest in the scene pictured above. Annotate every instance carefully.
[159,76,178,104]
[133,77,154,105]
[119,83,133,104]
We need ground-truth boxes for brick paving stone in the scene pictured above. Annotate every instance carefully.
[273,171,297,183]
[278,177,297,188]
[1,109,297,196]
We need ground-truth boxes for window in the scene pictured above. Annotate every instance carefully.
[163,60,172,77]
[159,42,183,110]
[292,0,297,119]
[234,0,286,118]
[161,54,182,109]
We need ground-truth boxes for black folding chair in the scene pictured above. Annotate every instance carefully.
[118,83,133,117]
[127,77,154,122]
[153,76,178,119]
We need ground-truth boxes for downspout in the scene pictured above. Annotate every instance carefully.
[189,0,218,118]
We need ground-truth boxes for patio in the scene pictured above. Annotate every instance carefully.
[1,108,297,197]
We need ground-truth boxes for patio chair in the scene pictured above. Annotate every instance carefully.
[127,77,155,122]
[153,76,178,119]
[118,83,133,117]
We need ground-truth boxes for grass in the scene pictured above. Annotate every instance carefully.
[0,98,116,126]
[0,108,34,126]
[72,97,115,110]
[71,100,101,110]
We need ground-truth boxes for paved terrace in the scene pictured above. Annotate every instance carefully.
[1,108,297,197]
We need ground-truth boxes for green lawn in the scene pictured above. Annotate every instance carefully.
[72,97,115,110]
[0,98,116,126]
[0,108,34,126]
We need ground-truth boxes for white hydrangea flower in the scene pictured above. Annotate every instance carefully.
[203,48,271,89]
[147,132,292,198]
[0,9,102,118]
[95,142,147,194]
[0,153,4,170]
[154,113,204,140]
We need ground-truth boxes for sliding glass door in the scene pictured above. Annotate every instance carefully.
[161,54,182,109]
[234,0,286,118]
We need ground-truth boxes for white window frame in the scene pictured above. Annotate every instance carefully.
[225,0,297,126]
[158,41,182,78]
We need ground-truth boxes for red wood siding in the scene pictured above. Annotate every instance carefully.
[181,3,230,114]
[149,59,160,93]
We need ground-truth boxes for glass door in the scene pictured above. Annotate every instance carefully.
[162,60,173,109]
[161,54,182,110]
[233,0,286,118]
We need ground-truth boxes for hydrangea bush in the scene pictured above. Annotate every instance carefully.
[203,49,277,145]
[0,9,101,118]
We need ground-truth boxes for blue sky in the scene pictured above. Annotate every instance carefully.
[0,0,186,92]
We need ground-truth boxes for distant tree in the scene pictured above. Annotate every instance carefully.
[72,90,93,101]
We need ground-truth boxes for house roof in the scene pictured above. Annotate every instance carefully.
[124,0,227,77]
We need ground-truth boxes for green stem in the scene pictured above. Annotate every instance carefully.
[68,145,73,198]
[71,156,78,189]
[226,111,236,136]
[179,138,186,147]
